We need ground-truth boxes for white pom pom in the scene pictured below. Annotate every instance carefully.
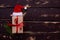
[24,7,27,9]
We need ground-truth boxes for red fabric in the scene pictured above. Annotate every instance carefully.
[14,4,24,12]
[8,22,23,27]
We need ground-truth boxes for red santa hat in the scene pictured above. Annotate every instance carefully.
[14,4,24,12]
[11,4,24,16]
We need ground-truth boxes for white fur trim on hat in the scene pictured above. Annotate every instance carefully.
[12,12,23,16]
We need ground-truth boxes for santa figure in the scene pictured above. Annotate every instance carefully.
[10,4,31,33]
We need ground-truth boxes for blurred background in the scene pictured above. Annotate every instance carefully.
[0,0,60,40]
